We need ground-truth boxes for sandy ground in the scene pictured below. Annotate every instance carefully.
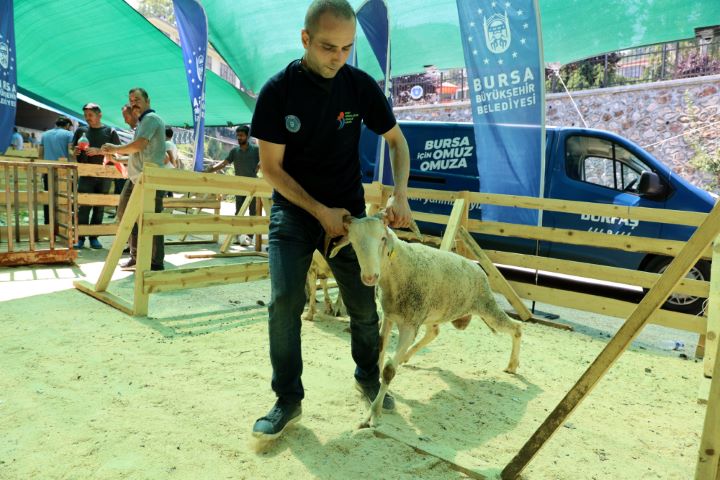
[0,233,709,480]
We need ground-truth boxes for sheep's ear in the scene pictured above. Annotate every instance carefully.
[328,236,351,258]
[374,208,390,226]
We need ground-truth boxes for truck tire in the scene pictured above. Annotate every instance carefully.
[643,256,710,315]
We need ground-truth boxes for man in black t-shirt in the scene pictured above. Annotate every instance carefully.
[250,0,412,440]
[72,103,120,249]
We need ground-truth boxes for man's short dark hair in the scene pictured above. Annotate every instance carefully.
[165,127,174,139]
[55,116,72,127]
[236,125,250,135]
[128,87,149,101]
[305,0,355,36]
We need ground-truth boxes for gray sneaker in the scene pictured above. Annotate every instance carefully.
[355,381,395,411]
[252,401,302,440]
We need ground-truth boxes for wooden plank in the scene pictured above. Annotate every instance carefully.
[459,227,533,322]
[439,198,465,252]
[696,333,720,479]
[0,248,77,267]
[96,184,143,292]
[133,182,155,316]
[74,280,134,316]
[47,168,56,249]
[374,426,488,480]
[467,191,706,227]
[142,167,273,197]
[77,224,119,236]
[502,199,720,480]
[469,220,712,260]
[506,280,706,334]
[220,195,254,253]
[142,213,269,236]
[486,250,710,299]
[705,236,720,377]
[184,251,269,259]
[4,166,14,251]
[27,165,36,250]
[142,262,269,293]
[412,211,451,225]
[163,198,220,209]
[75,163,123,179]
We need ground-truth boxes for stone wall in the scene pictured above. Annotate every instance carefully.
[394,75,720,192]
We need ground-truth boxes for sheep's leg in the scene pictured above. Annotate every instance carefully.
[302,269,318,321]
[362,322,416,428]
[377,314,395,374]
[401,323,439,365]
[478,302,522,374]
[320,277,335,315]
[332,294,346,317]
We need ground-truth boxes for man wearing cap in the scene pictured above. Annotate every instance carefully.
[72,102,120,249]
[101,88,167,271]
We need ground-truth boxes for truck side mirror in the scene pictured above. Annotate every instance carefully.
[638,171,666,197]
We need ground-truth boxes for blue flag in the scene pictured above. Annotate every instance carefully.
[356,0,393,185]
[173,0,208,172]
[456,0,545,225]
[0,0,18,153]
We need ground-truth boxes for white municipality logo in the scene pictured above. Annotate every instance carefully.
[0,42,8,69]
[195,53,205,81]
[483,11,511,54]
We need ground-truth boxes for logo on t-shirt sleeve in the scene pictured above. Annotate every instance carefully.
[285,115,301,133]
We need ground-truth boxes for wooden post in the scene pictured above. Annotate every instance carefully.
[696,322,720,479]
[27,165,36,250]
[133,179,156,316]
[458,227,533,321]
[219,194,254,253]
[4,167,14,251]
[440,198,466,252]
[502,199,720,480]
[95,184,143,292]
[704,236,720,377]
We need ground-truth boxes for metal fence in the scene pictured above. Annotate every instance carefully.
[384,37,720,105]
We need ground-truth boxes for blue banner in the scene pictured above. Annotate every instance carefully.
[356,0,393,185]
[173,0,207,172]
[456,0,545,225]
[0,0,17,153]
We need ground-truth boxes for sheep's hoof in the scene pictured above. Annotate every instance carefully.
[301,313,314,322]
[358,420,371,429]
[504,364,518,374]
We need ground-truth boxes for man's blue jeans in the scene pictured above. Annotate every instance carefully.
[267,200,381,404]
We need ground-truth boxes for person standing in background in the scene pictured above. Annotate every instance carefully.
[72,102,120,249]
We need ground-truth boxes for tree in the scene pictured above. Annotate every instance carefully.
[138,0,175,24]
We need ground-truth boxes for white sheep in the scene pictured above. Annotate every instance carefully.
[330,213,522,428]
[303,250,346,321]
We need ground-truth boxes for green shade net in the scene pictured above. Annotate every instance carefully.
[205,0,720,93]
[15,0,255,128]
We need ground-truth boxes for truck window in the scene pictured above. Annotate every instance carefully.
[565,136,650,193]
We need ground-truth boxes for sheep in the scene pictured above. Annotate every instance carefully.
[329,213,522,428]
[303,250,346,321]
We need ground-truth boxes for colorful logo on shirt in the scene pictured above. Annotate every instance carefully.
[285,115,301,133]
[336,111,359,130]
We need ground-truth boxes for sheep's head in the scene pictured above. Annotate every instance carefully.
[329,212,394,286]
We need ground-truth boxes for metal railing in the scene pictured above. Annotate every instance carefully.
[382,37,720,104]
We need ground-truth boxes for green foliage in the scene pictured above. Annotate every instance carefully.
[205,137,224,160]
[138,0,175,23]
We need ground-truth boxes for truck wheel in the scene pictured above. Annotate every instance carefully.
[643,257,710,315]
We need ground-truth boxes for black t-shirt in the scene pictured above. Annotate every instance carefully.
[251,60,396,216]
[72,125,120,165]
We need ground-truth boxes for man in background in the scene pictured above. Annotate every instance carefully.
[38,116,74,224]
[205,125,260,245]
[72,102,120,249]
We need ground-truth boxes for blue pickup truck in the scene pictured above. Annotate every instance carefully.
[359,121,716,314]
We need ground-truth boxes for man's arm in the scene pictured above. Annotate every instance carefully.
[381,124,412,228]
[101,138,149,155]
[205,159,229,173]
[258,139,348,237]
